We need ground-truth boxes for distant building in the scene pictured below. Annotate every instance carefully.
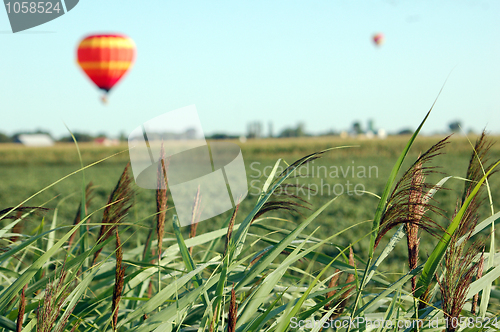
[377,129,387,139]
[94,137,119,146]
[17,134,54,147]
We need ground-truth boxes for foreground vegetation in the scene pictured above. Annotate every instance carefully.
[1,111,500,331]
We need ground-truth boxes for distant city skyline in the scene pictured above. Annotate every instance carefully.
[1,1,499,138]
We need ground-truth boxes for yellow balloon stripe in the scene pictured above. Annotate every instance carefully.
[78,37,135,49]
[77,61,133,70]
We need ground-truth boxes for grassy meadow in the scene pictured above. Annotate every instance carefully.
[1,130,500,331]
[1,135,499,259]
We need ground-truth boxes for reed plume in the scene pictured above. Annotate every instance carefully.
[406,160,424,294]
[439,233,482,332]
[461,131,497,207]
[16,284,27,332]
[10,209,23,244]
[209,306,218,332]
[224,204,239,257]
[335,247,356,317]
[143,145,169,304]
[156,143,168,261]
[189,186,201,255]
[93,163,134,264]
[0,206,48,222]
[252,183,311,223]
[323,247,356,321]
[438,131,498,330]
[324,269,341,310]
[111,229,126,330]
[276,152,324,179]
[1,207,48,243]
[36,266,78,332]
[251,151,324,222]
[375,136,451,249]
[247,178,314,265]
[228,287,238,332]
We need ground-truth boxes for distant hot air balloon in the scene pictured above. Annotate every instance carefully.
[77,34,136,103]
[372,33,385,46]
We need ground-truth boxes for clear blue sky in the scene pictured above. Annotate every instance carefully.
[1,0,499,138]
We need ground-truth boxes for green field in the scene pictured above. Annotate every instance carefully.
[3,133,500,331]
[2,135,499,269]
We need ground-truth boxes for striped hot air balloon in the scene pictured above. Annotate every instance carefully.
[77,34,136,102]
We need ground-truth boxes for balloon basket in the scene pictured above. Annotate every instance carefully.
[100,95,108,104]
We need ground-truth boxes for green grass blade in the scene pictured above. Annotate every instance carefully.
[378,289,399,332]
[237,229,319,327]
[124,219,251,260]
[232,147,352,259]
[200,211,233,263]
[63,124,88,268]
[457,210,500,246]
[235,196,338,291]
[47,193,77,252]
[25,233,114,298]
[53,263,102,331]
[0,208,43,238]
[355,265,423,317]
[0,228,57,265]
[172,215,203,288]
[131,272,221,332]
[257,158,281,203]
[480,223,496,318]
[211,248,230,328]
[119,260,216,327]
[0,212,90,311]
[365,225,406,286]
[467,263,500,299]
[240,290,287,332]
[280,243,351,331]
[20,318,36,332]
[309,304,340,332]
[238,223,363,329]
[0,315,15,331]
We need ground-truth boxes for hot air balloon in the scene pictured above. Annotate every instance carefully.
[77,34,136,103]
[372,33,385,47]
